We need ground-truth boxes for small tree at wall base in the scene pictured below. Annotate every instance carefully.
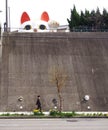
[49,66,67,112]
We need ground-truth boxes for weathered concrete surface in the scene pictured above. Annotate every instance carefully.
[0,45,1,109]
[0,32,108,112]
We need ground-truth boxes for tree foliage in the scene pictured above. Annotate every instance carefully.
[67,5,80,31]
[67,5,108,32]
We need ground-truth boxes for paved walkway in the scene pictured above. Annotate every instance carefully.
[0,118,108,130]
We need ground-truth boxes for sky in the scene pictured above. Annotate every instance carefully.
[0,0,108,31]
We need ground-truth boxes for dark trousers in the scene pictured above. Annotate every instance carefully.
[37,105,41,112]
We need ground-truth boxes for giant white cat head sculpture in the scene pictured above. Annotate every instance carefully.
[19,11,59,32]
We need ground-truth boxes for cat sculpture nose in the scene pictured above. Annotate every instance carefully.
[33,28,37,32]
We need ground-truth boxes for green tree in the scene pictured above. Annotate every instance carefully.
[80,11,86,26]
[67,6,108,31]
[95,8,101,29]
[84,9,91,26]
[102,8,108,29]
[67,5,80,31]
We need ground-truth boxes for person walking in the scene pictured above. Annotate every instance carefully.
[36,95,41,112]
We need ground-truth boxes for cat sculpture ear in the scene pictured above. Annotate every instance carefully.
[19,11,33,32]
[21,11,31,24]
[41,11,49,22]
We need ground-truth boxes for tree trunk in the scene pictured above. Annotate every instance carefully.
[59,93,62,112]
[58,88,63,112]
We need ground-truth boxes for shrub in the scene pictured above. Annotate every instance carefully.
[49,109,60,116]
[49,110,77,117]
[1,113,10,116]
[33,109,44,116]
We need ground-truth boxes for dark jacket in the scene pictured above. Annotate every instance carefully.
[36,99,41,107]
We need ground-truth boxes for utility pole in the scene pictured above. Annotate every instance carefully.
[0,10,2,37]
[5,0,8,32]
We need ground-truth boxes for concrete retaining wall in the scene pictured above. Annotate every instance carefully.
[0,32,108,112]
